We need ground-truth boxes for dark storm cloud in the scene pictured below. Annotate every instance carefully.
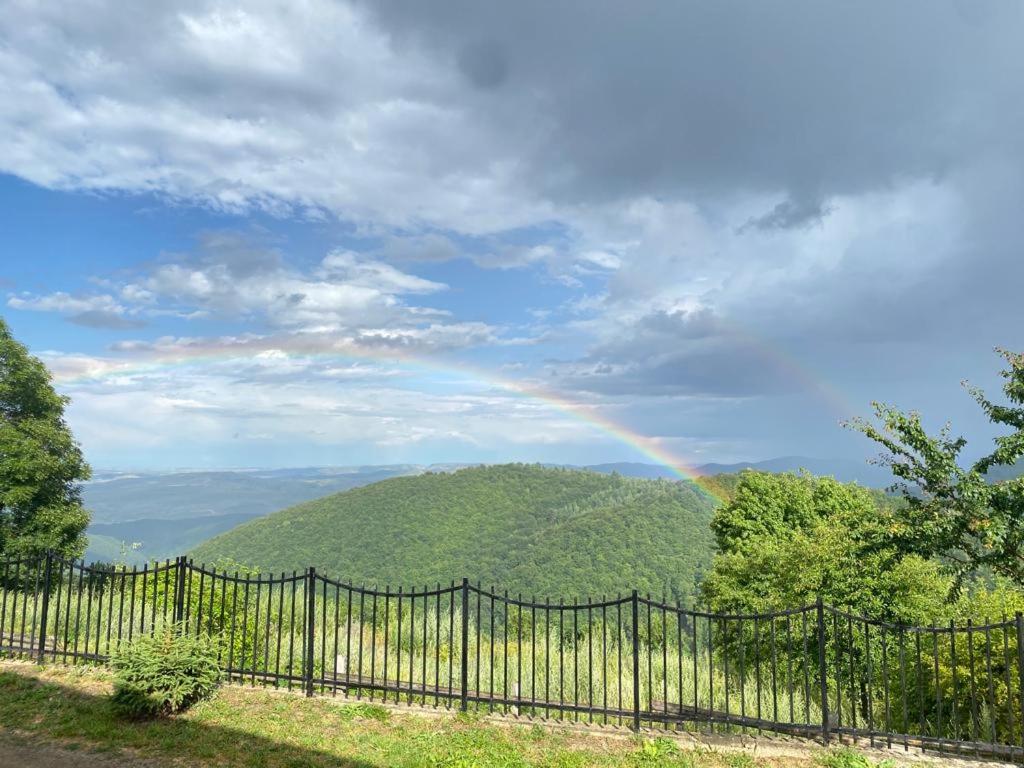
[361,0,1024,209]
[554,308,794,397]
[457,40,509,90]
[558,347,794,398]
[734,167,1024,351]
[738,197,833,233]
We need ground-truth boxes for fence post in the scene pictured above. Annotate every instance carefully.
[173,556,187,626]
[816,596,830,745]
[1016,613,1024,743]
[632,589,641,731]
[460,577,469,711]
[305,567,316,697]
[36,550,54,664]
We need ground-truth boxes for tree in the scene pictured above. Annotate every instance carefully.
[0,316,91,559]
[847,348,1024,592]
[702,471,960,730]
[701,471,950,623]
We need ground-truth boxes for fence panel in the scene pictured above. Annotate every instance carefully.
[826,607,1024,761]
[643,602,822,737]
[308,575,462,707]
[0,557,47,657]
[464,588,634,723]
[184,564,309,690]
[2,552,1024,760]
[2,556,181,664]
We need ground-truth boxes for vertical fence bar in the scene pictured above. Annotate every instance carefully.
[173,556,187,625]
[816,597,830,745]
[503,590,509,715]
[405,586,413,704]
[305,567,316,697]
[631,589,640,731]
[487,589,495,716]
[36,551,53,663]
[1000,619,1013,758]
[984,620,995,748]
[369,588,378,702]
[0,559,9,643]
[968,619,979,754]
[460,577,469,711]
[51,558,65,662]
[450,583,457,707]
[240,575,251,682]
[475,586,481,710]
[437,585,443,708]
[754,615,762,730]
[1017,613,1024,761]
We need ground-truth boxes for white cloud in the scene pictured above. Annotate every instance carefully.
[50,348,623,467]
[8,291,127,316]
[0,0,552,235]
[318,250,444,295]
[10,235,461,338]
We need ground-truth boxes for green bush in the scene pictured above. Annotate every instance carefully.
[110,624,221,718]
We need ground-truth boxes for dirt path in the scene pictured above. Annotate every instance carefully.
[0,733,161,768]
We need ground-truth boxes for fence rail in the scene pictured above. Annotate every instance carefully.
[2,552,1023,761]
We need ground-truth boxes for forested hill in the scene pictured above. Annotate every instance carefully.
[191,464,718,605]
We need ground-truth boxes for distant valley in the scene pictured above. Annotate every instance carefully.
[83,465,424,562]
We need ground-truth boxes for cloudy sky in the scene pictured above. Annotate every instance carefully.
[2,0,1022,471]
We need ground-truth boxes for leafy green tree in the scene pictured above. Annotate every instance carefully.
[847,348,1024,592]
[702,471,950,622]
[0,316,91,559]
[702,472,951,727]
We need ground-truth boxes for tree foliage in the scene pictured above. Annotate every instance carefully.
[701,471,951,623]
[0,316,91,559]
[847,348,1024,591]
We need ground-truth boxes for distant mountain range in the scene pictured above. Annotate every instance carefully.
[585,456,895,486]
[81,456,893,563]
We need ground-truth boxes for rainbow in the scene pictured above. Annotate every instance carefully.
[48,332,854,503]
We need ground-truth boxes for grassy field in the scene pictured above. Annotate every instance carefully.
[0,661,892,768]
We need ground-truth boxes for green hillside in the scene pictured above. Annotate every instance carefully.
[192,464,718,604]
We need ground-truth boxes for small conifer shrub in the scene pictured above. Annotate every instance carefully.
[110,625,221,718]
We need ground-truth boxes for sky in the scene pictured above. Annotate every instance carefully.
[1,0,1022,472]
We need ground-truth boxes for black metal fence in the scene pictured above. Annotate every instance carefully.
[2,552,1023,760]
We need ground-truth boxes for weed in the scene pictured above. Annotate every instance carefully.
[343,702,391,721]
[724,752,758,768]
[817,748,872,768]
